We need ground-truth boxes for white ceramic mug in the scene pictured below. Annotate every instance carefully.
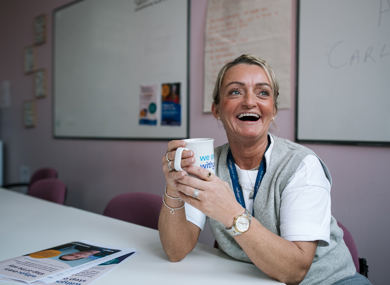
[174,138,215,174]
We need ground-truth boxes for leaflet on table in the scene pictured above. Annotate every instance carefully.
[0,241,136,284]
[36,250,137,285]
[0,252,136,285]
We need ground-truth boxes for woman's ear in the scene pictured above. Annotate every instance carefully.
[211,102,220,120]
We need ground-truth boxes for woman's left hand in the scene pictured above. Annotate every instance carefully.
[175,165,244,228]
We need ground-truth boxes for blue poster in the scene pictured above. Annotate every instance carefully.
[161,82,181,126]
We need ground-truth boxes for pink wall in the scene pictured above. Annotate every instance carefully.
[0,1,388,284]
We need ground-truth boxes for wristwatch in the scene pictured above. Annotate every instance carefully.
[226,210,252,236]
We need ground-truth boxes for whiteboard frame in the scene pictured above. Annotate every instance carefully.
[52,0,190,141]
[295,0,390,146]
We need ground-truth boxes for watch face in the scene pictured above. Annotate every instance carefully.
[235,216,250,233]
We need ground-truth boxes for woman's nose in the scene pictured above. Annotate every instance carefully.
[242,93,256,107]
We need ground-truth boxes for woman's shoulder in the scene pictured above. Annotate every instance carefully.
[214,143,229,153]
[271,134,315,155]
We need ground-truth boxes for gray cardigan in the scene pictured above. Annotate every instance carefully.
[209,135,356,285]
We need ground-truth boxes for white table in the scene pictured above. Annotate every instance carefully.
[0,188,283,284]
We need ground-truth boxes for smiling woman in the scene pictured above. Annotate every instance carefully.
[211,63,275,158]
[159,55,372,285]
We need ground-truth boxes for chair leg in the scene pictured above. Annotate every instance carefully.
[359,258,369,278]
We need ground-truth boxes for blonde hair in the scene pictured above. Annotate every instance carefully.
[212,54,280,113]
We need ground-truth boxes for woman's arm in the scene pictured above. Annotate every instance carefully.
[236,221,317,285]
[158,185,201,262]
[175,165,317,284]
[158,140,201,262]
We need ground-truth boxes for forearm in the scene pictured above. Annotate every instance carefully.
[235,219,317,284]
[158,194,200,262]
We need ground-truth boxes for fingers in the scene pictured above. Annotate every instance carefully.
[163,140,185,166]
[167,160,174,172]
[166,140,195,159]
[180,165,214,181]
[162,142,193,186]
[166,170,187,184]
[175,169,215,197]
[163,141,194,172]
[176,181,200,197]
[176,184,203,208]
[204,171,212,181]
[167,140,186,152]
[173,165,217,207]
[164,154,194,173]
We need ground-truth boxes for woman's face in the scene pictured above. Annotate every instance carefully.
[61,250,100,260]
[213,63,275,143]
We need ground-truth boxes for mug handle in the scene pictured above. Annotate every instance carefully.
[174,147,188,171]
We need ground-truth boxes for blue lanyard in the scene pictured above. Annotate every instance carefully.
[227,138,270,215]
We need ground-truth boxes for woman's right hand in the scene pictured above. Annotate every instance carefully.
[160,140,201,262]
[162,140,195,197]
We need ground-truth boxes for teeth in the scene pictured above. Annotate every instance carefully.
[237,113,260,119]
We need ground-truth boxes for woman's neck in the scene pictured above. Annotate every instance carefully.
[228,135,269,170]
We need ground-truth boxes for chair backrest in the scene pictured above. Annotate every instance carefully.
[103,192,162,230]
[28,178,67,205]
[30,168,58,186]
[2,167,59,191]
[337,221,360,272]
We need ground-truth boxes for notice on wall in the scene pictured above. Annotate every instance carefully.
[203,0,292,113]
[161,82,181,126]
[139,84,158,126]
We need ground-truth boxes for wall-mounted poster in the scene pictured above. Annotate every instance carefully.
[23,99,36,128]
[203,0,292,113]
[139,84,157,126]
[24,46,36,74]
[34,69,47,98]
[34,14,47,45]
[161,82,181,126]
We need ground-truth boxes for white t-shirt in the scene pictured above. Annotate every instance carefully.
[185,136,331,245]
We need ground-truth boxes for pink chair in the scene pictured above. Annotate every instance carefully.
[29,168,58,186]
[337,221,368,277]
[28,178,67,205]
[3,167,58,191]
[103,192,162,230]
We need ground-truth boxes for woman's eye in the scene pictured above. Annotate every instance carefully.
[229,89,241,95]
[258,90,270,96]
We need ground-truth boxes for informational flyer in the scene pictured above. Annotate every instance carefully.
[161,82,181,126]
[0,241,136,284]
[139,84,158,126]
[0,253,135,285]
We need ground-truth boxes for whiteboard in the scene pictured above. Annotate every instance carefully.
[296,0,390,145]
[53,0,189,140]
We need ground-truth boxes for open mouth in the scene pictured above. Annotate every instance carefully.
[237,113,260,122]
